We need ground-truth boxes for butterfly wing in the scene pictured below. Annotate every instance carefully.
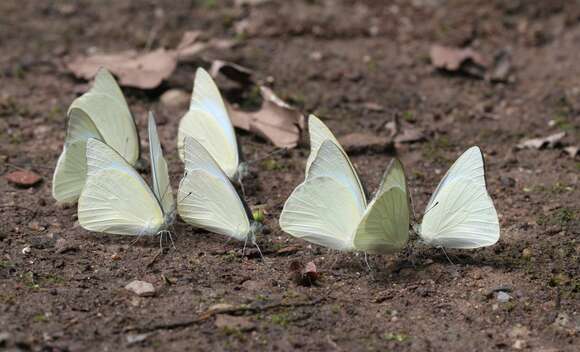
[426,146,486,210]
[78,139,164,236]
[279,140,366,251]
[68,68,139,165]
[177,68,239,179]
[147,112,175,217]
[52,109,103,203]
[280,176,363,251]
[177,137,250,241]
[420,178,499,249]
[353,187,409,254]
[353,159,410,253]
[306,114,367,203]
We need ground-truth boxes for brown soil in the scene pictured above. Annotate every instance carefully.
[0,1,578,351]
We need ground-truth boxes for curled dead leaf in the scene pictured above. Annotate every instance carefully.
[210,60,255,86]
[338,133,393,154]
[517,132,566,150]
[67,49,177,89]
[227,86,303,148]
[563,146,579,158]
[430,44,488,78]
[176,31,237,63]
[290,260,320,286]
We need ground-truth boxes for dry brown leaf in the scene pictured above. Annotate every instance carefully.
[517,132,566,150]
[227,86,302,148]
[289,260,320,286]
[210,60,255,86]
[430,44,488,78]
[394,127,425,144]
[338,132,393,154]
[67,49,177,89]
[176,31,237,63]
[564,146,579,158]
[385,117,425,144]
[5,170,42,188]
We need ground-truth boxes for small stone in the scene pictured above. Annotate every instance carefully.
[22,246,31,255]
[215,314,255,331]
[521,248,533,260]
[309,51,323,61]
[126,333,150,346]
[496,291,511,303]
[160,89,189,109]
[512,339,526,350]
[553,312,570,328]
[500,176,516,188]
[5,170,42,188]
[125,280,155,297]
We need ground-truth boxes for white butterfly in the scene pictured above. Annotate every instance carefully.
[279,115,410,253]
[416,146,500,249]
[77,112,175,239]
[177,68,244,181]
[52,68,139,203]
[177,137,261,247]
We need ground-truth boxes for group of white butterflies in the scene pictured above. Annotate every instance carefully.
[53,66,500,257]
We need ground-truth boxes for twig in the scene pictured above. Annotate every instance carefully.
[129,297,325,333]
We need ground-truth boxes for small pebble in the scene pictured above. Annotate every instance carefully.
[125,280,155,297]
[496,291,511,303]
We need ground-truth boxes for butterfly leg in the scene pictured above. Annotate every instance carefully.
[440,247,455,265]
[363,252,374,272]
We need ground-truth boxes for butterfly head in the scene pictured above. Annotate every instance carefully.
[247,221,264,245]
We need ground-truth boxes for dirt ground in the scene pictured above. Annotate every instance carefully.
[0,0,579,351]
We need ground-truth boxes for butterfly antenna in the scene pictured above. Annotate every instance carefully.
[440,247,454,265]
[424,201,439,216]
[178,191,193,204]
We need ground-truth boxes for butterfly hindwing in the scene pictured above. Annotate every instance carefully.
[78,139,164,236]
[68,68,139,164]
[148,112,175,216]
[177,68,239,179]
[177,137,250,241]
[420,178,499,248]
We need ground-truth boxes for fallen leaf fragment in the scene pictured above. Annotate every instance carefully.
[338,132,393,154]
[564,146,579,158]
[210,60,255,86]
[176,31,237,63]
[5,170,42,188]
[125,280,155,297]
[68,49,177,89]
[215,314,255,331]
[430,44,488,78]
[290,260,320,286]
[394,127,425,144]
[517,132,566,150]
[385,118,425,144]
[227,86,303,148]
